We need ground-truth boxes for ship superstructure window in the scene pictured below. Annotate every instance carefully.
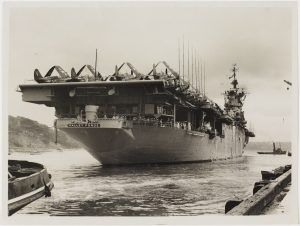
[69,104,76,115]
[103,104,139,117]
[155,105,173,116]
[157,105,163,114]
[145,104,155,114]
[107,105,117,115]
[132,106,138,114]
[215,121,223,136]
[116,105,128,114]
[175,108,188,122]
[76,87,112,96]
[95,105,105,118]
[145,85,164,94]
[116,105,138,114]
[75,106,80,115]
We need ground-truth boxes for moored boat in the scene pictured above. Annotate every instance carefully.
[8,160,54,215]
[257,142,286,155]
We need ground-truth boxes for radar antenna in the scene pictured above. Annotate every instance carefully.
[229,64,239,89]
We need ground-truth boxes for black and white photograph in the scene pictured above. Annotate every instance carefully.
[2,1,298,224]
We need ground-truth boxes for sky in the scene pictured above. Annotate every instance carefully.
[4,1,297,142]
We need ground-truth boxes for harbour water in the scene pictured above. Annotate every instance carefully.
[9,149,291,216]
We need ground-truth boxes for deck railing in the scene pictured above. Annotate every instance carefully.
[132,119,174,128]
[56,117,191,129]
[56,117,209,133]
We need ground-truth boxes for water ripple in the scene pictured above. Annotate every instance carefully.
[11,149,291,216]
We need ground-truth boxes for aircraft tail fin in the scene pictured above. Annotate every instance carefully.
[34,69,43,82]
[71,68,77,78]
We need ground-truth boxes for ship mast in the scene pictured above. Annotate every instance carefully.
[192,48,194,87]
[224,64,247,126]
[203,59,206,96]
[230,64,238,89]
[182,36,185,80]
[200,60,203,95]
[95,49,98,80]
[188,41,189,83]
[178,39,181,76]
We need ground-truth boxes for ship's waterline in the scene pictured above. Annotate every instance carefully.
[60,121,246,165]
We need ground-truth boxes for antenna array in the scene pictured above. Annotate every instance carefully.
[177,38,206,96]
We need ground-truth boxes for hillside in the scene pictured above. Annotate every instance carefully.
[9,115,81,150]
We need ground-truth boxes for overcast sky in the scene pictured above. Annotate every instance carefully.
[5,1,297,142]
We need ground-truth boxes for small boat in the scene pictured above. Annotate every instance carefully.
[8,160,54,216]
[257,142,286,155]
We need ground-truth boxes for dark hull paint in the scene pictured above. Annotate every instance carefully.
[8,160,54,216]
[8,182,54,216]
[61,124,246,165]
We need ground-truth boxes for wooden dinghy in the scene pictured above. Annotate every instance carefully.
[8,160,54,215]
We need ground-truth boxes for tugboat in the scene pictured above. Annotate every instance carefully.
[8,160,54,215]
[257,142,287,155]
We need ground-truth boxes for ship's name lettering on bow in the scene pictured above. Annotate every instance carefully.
[67,123,101,128]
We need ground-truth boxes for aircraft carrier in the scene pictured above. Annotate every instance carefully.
[19,61,255,165]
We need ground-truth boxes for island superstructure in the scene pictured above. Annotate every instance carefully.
[19,62,254,165]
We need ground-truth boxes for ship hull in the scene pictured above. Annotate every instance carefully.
[61,124,246,165]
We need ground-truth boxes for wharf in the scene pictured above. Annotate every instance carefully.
[261,183,291,214]
[225,165,291,215]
